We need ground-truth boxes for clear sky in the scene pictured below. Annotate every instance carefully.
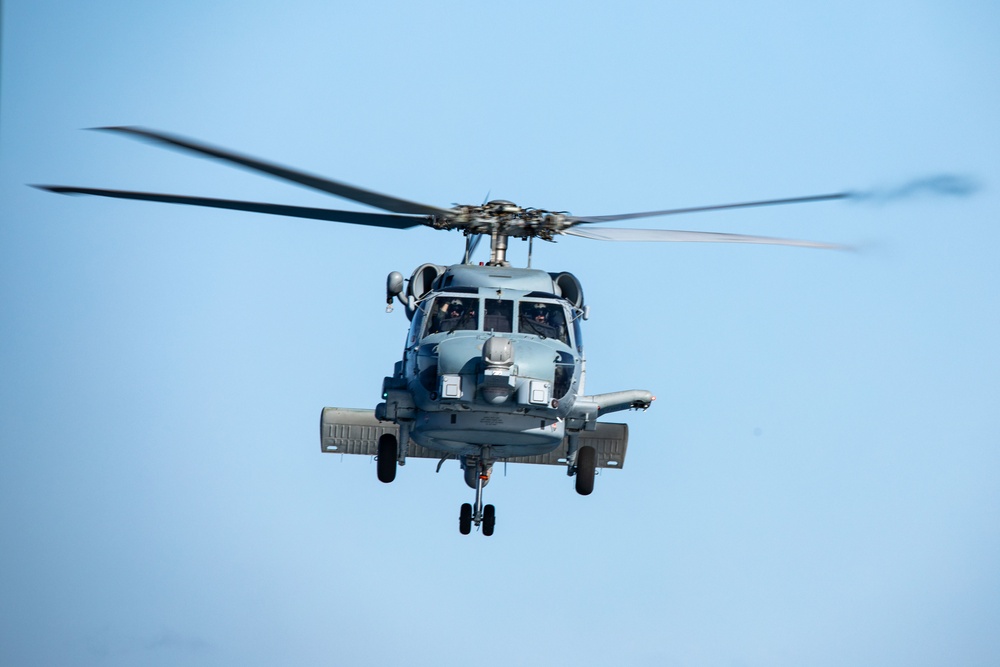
[2,2,999,666]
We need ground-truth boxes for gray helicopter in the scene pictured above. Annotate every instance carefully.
[38,127,848,536]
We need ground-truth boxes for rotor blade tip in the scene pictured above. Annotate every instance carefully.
[848,174,981,203]
[88,125,143,135]
[33,185,90,196]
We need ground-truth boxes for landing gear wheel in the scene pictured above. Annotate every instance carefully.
[575,445,596,496]
[482,504,496,536]
[376,433,397,484]
[459,503,473,535]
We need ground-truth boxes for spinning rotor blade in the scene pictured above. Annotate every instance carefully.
[93,126,453,217]
[567,192,849,224]
[35,186,427,229]
[463,233,485,263]
[563,226,847,250]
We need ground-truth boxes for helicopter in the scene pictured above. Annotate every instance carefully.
[37,126,850,536]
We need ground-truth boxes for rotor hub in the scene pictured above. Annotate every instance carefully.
[439,202,570,241]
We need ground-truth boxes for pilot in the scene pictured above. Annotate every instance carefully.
[524,304,557,338]
[437,298,474,332]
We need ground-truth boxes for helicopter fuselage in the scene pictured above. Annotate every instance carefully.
[376,263,651,461]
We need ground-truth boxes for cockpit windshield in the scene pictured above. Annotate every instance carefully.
[484,299,513,333]
[518,301,569,344]
[427,296,478,333]
[422,295,570,345]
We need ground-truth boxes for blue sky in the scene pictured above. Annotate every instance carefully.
[2,2,999,665]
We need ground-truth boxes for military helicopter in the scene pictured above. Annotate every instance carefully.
[37,127,849,536]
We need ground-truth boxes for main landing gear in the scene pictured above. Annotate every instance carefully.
[377,437,598,534]
[459,457,495,536]
[574,445,597,496]
[377,436,497,536]
[376,433,397,483]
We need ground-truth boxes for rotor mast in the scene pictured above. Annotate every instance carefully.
[488,229,509,266]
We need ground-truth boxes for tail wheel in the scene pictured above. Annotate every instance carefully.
[575,446,596,496]
[459,503,473,535]
[376,433,397,483]
[482,504,496,537]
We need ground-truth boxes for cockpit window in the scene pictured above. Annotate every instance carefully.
[518,301,569,344]
[409,302,428,345]
[571,311,584,352]
[484,299,513,333]
[427,296,478,334]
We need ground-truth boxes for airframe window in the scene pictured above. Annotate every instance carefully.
[484,299,513,333]
[518,301,569,344]
[572,312,583,352]
[409,302,428,344]
[427,296,478,334]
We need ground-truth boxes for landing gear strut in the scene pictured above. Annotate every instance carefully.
[458,456,496,536]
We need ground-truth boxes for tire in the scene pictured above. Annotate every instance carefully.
[377,433,397,484]
[459,503,473,535]
[482,504,496,537]
[575,446,596,496]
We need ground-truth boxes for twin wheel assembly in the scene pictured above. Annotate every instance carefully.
[375,433,597,536]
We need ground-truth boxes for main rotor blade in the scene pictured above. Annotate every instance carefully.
[464,234,485,262]
[563,226,847,250]
[35,186,428,229]
[567,192,849,224]
[92,126,453,217]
